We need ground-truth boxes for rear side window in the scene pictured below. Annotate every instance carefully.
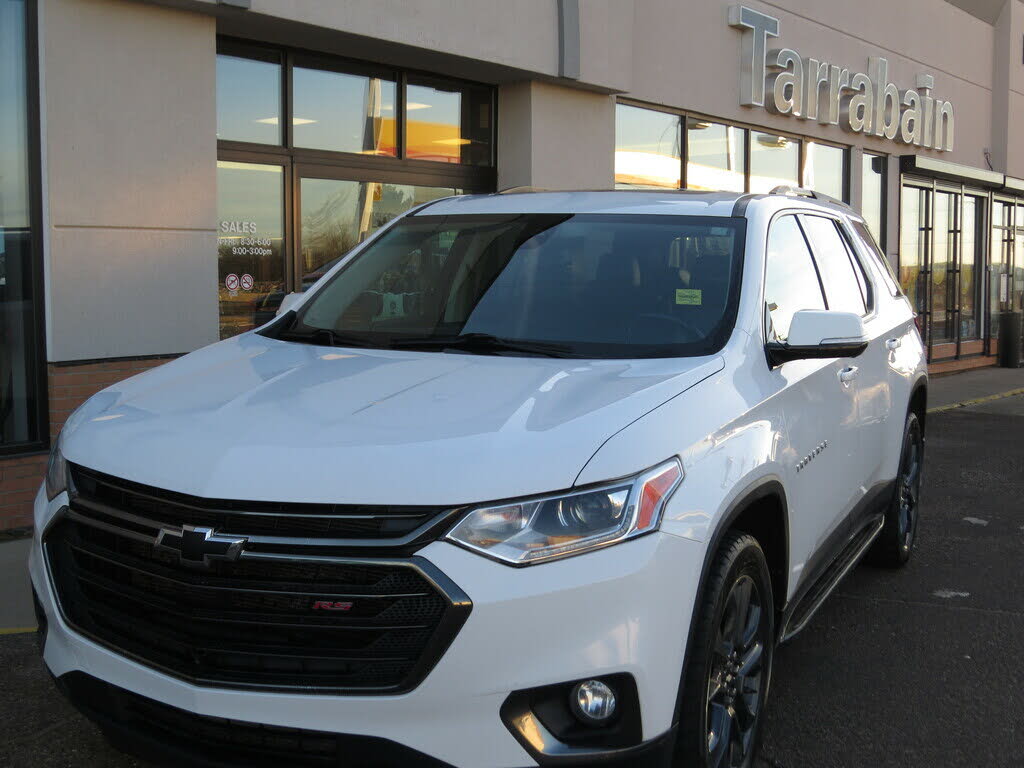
[799,215,868,316]
[764,215,826,342]
[850,219,901,297]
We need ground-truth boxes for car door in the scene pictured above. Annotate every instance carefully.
[847,217,920,487]
[763,214,862,592]
[798,214,883,506]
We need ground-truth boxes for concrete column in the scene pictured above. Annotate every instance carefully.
[497,81,615,190]
[42,0,218,361]
[991,0,1024,176]
[848,147,864,214]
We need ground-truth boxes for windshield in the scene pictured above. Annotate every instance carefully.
[280,213,745,358]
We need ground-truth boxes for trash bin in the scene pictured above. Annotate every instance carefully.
[998,311,1022,368]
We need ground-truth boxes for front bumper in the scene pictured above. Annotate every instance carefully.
[31,488,703,768]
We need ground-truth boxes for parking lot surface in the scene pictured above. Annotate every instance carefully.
[1,399,1021,767]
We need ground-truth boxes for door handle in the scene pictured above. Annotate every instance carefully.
[885,337,901,351]
[838,366,859,385]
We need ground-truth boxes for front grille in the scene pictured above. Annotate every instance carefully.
[69,464,458,545]
[59,672,454,767]
[44,469,471,694]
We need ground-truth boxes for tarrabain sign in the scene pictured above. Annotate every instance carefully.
[728,5,954,151]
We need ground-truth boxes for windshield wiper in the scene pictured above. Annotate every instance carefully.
[390,333,573,358]
[276,327,379,349]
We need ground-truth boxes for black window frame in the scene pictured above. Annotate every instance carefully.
[1,0,48,457]
[215,37,497,308]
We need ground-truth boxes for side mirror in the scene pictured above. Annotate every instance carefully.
[766,309,869,367]
[275,292,304,317]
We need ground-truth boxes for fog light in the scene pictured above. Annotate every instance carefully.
[569,679,617,726]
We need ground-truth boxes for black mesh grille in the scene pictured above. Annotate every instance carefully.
[45,513,470,694]
[69,464,451,541]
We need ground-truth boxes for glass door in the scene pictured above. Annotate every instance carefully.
[959,196,984,340]
[990,201,1014,339]
[297,174,461,291]
[900,186,930,337]
[1015,205,1024,314]
[930,190,958,344]
[216,161,287,339]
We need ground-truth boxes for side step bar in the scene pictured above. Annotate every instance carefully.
[778,516,885,643]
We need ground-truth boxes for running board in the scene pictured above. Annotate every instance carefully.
[778,517,885,644]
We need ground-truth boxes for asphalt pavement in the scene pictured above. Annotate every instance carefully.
[1,391,1022,767]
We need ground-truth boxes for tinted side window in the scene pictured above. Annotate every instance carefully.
[850,219,901,297]
[764,215,827,342]
[800,215,867,316]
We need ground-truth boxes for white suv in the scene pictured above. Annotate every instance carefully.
[31,188,927,768]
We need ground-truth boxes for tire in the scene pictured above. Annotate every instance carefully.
[676,532,774,768]
[869,411,924,568]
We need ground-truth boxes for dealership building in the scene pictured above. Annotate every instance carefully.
[2,0,1024,529]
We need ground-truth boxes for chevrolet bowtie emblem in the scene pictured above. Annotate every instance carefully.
[154,524,248,568]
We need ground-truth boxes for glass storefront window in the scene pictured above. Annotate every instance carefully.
[406,78,492,165]
[216,162,286,339]
[216,53,282,145]
[685,119,745,192]
[861,153,886,244]
[614,105,681,189]
[1,0,43,449]
[299,179,458,288]
[749,132,799,193]
[803,142,845,201]
[292,65,397,156]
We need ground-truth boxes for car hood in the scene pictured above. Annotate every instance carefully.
[62,334,723,505]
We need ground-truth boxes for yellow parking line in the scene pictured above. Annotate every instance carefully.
[0,626,37,636]
[928,386,1024,413]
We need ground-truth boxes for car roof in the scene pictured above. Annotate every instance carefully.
[414,189,857,220]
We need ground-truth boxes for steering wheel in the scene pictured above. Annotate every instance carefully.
[629,313,702,343]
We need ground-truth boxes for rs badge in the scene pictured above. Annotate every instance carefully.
[312,601,354,611]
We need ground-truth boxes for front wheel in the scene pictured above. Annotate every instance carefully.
[676,532,774,768]
[870,411,924,567]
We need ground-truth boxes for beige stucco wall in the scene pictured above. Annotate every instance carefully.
[498,81,616,190]
[42,0,218,361]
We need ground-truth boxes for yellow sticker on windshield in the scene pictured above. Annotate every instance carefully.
[675,289,702,306]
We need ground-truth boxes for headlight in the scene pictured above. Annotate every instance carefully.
[44,433,68,501]
[446,459,682,566]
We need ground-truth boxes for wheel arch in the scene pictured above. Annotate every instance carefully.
[671,477,790,726]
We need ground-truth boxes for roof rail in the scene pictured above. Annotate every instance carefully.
[769,185,847,209]
[497,186,551,194]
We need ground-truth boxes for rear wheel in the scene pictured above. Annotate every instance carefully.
[870,412,924,567]
[677,533,774,768]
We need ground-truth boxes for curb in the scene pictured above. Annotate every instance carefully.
[0,626,37,636]
[927,386,1024,414]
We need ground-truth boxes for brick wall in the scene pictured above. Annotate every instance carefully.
[0,356,176,531]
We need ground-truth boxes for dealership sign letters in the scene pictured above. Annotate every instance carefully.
[729,5,954,151]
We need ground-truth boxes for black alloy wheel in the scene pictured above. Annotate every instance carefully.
[677,532,774,768]
[870,411,924,567]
